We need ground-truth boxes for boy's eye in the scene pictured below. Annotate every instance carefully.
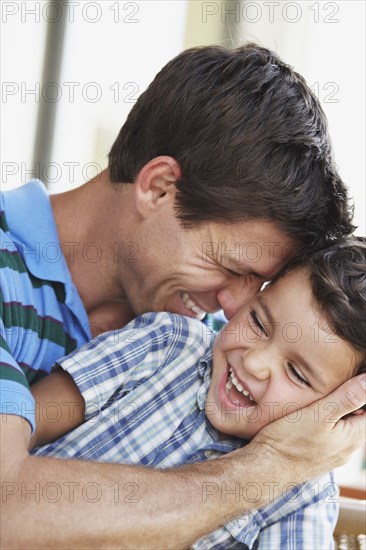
[288,363,311,388]
[250,310,269,337]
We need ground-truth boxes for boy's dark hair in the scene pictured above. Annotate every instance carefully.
[109,43,355,252]
[304,237,366,376]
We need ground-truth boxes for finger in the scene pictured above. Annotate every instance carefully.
[352,409,365,416]
[337,410,366,445]
[315,374,366,421]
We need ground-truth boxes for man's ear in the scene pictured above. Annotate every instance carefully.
[134,156,181,218]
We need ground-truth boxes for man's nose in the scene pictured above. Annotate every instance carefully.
[216,277,263,320]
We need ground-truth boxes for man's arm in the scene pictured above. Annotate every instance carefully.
[1,375,365,549]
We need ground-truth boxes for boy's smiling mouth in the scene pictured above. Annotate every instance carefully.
[224,364,257,408]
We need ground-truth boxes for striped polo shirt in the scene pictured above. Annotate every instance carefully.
[0,180,91,431]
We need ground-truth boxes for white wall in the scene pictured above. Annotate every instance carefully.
[48,0,188,192]
[1,1,48,188]
[1,0,188,192]
[235,0,365,233]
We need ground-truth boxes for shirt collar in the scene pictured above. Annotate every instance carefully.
[3,180,91,338]
[3,180,68,281]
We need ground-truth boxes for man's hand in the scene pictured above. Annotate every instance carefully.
[251,373,366,482]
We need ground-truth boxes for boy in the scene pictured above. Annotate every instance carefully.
[30,238,366,548]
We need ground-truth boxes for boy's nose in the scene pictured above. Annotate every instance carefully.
[216,277,263,320]
[243,346,272,381]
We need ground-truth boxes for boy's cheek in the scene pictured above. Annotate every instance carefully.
[216,332,252,353]
[219,321,246,345]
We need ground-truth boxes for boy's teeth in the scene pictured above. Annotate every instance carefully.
[228,369,255,401]
[226,380,233,391]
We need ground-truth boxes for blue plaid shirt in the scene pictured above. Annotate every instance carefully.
[33,313,338,549]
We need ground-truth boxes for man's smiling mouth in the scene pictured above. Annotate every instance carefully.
[181,292,206,320]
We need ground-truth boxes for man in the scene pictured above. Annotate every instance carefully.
[1,44,365,549]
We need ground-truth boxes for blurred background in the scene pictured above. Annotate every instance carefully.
[1,0,365,494]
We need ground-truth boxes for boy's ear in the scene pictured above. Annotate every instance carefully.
[134,156,181,218]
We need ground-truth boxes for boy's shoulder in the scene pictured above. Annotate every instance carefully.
[121,312,215,372]
[131,311,216,348]
[69,311,215,370]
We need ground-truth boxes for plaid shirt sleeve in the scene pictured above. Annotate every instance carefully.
[257,490,337,548]
[256,471,338,549]
[192,530,253,549]
[256,501,337,549]
[55,312,199,419]
[192,472,338,549]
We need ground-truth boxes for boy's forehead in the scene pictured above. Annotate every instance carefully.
[262,265,309,293]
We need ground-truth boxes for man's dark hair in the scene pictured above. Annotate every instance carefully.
[109,43,355,251]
